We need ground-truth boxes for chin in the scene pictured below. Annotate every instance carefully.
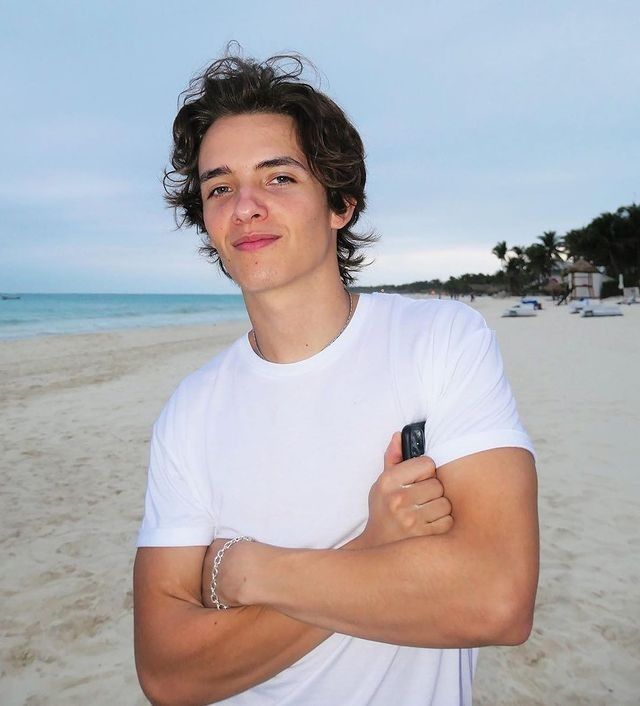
[232,269,286,295]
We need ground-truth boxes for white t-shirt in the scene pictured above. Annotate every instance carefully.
[137,293,534,705]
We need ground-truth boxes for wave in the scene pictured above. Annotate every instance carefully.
[0,294,248,340]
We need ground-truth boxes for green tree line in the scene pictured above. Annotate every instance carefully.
[356,203,639,296]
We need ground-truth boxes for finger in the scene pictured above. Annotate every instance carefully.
[403,477,444,506]
[386,456,437,486]
[383,432,404,468]
[416,496,452,524]
[424,514,454,536]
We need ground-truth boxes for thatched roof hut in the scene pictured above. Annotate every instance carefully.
[564,259,601,299]
[566,258,598,274]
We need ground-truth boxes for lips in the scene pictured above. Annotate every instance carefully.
[232,233,281,252]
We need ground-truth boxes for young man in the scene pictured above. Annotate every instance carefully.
[134,54,538,706]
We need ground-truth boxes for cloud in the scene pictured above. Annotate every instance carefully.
[360,245,498,286]
[0,237,235,294]
[0,172,145,204]
[0,169,171,246]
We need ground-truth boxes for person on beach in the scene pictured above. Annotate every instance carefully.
[133,53,539,706]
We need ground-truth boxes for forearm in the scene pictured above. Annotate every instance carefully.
[135,536,370,705]
[230,530,537,648]
[136,599,330,706]
[225,449,539,649]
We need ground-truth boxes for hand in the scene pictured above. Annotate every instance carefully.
[359,432,453,547]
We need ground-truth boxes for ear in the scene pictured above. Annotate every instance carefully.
[330,198,356,231]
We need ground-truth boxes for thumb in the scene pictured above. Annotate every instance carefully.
[383,432,404,469]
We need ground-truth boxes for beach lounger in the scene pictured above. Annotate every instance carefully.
[569,298,598,314]
[580,305,623,317]
[502,303,537,317]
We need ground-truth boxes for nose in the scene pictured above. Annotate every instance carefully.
[232,186,267,224]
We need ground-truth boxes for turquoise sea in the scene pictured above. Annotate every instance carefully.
[0,293,248,340]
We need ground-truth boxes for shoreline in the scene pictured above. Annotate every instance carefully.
[0,317,250,343]
[0,292,248,342]
[0,316,250,344]
[1,291,630,343]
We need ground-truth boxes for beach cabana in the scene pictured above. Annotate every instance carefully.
[564,259,603,300]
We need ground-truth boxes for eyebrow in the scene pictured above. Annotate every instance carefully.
[199,156,308,183]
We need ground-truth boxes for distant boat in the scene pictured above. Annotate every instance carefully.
[1,295,21,300]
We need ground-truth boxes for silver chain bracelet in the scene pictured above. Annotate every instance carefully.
[209,536,254,610]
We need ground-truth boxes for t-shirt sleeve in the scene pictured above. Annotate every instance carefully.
[136,393,216,547]
[425,307,535,468]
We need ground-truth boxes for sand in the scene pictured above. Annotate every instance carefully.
[1,297,638,705]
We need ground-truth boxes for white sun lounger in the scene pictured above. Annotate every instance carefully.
[569,298,599,314]
[580,305,623,317]
[502,303,537,317]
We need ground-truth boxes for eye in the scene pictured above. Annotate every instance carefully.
[270,174,295,186]
[206,185,231,200]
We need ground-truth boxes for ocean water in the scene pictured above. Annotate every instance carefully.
[0,293,248,340]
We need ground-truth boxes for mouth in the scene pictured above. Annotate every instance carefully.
[232,233,281,252]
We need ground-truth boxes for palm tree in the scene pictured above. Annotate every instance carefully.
[615,204,640,283]
[562,205,640,284]
[561,228,589,261]
[492,241,508,271]
[525,244,547,288]
[588,211,623,275]
[505,248,527,295]
[537,230,563,276]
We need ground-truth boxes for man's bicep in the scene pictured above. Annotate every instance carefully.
[438,447,539,597]
[134,546,206,606]
[134,546,208,659]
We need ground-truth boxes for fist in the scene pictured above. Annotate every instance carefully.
[360,432,453,547]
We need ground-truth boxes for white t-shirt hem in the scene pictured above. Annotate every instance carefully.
[428,429,535,469]
[137,525,215,547]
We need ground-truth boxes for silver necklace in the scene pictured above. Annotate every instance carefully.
[252,290,354,361]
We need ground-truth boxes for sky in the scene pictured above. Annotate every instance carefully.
[1,0,638,294]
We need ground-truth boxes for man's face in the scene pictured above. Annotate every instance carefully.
[198,112,352,295]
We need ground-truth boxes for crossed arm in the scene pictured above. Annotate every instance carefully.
[134,439,538,706]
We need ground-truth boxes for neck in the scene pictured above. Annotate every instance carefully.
[244,276,357,364]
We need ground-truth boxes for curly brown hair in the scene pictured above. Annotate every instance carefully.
[163,52,376,286]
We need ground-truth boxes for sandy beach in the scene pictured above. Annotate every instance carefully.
[1,296,638,705]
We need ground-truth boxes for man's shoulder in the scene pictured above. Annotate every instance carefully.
[181,339,238,387]
[369,293,486,339]
[156,335,245,427]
